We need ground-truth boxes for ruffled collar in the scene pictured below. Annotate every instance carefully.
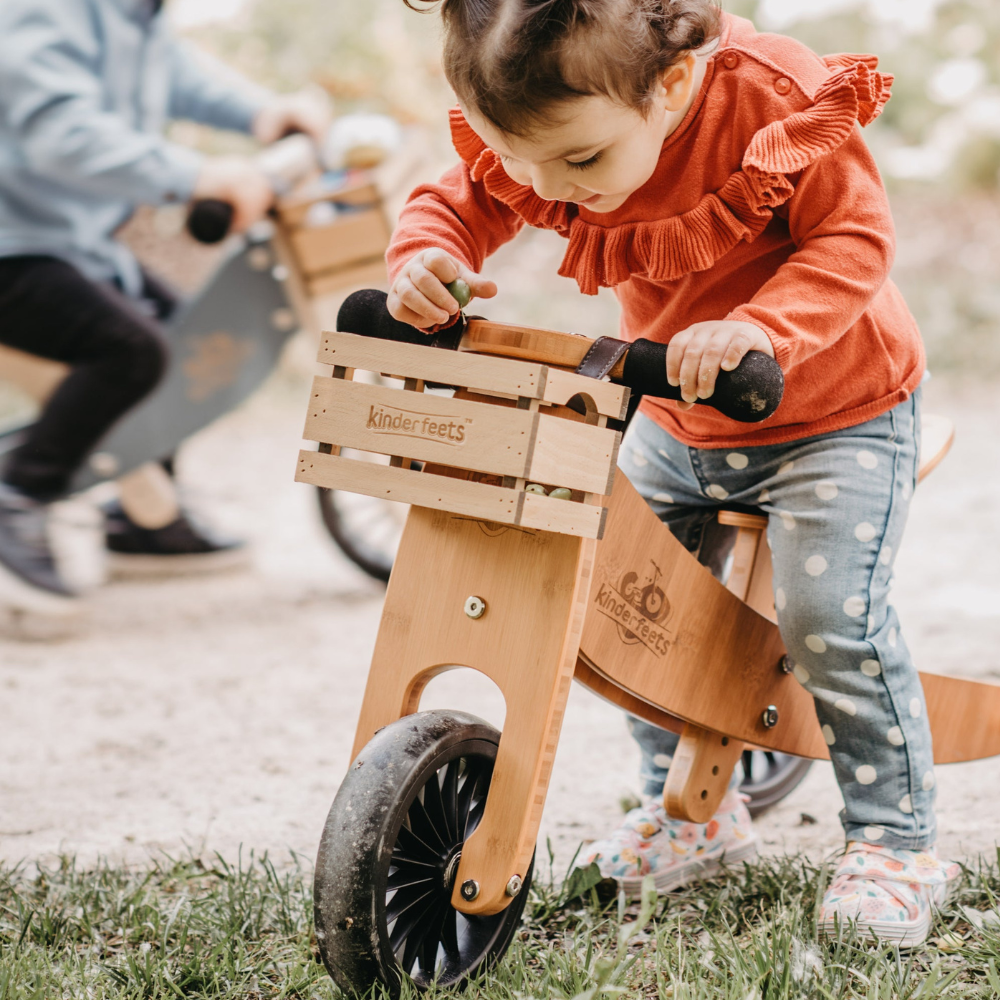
[449,54,892,295]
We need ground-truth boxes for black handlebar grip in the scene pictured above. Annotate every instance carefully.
[336,289,464,350]
[621,338,783,423]
[186,199,235,244]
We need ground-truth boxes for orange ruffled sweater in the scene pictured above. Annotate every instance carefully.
[386,14,924,448]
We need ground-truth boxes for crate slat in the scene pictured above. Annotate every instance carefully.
[318,330,629,419]
[289,210,391,277]
[294,450,606,538]
[303,376,619,495]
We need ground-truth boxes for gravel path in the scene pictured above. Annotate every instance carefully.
[0,363,997,875]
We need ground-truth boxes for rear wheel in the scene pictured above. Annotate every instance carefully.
[739,750,812,817]
[314,711,532,996]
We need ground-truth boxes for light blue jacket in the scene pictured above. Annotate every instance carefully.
[0,0,271,295]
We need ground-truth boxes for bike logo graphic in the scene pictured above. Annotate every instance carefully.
[594,559,673,657]
[183,331,255,402]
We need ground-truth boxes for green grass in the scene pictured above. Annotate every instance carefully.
[3,846,1000,999]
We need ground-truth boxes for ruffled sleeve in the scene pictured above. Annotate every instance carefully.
[446,55,892,295]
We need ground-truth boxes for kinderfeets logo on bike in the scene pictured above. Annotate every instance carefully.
[594,559,672,657]
[365,403,471,446]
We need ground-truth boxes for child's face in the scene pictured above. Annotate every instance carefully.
[463,56,700,214]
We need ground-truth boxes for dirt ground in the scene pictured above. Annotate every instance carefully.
[0,342,998,877]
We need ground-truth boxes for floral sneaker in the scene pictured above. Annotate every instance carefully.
[581,789,757,896]
[820,842,960,947]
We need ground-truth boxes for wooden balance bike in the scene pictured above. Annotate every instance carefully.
[295,291,1000,996]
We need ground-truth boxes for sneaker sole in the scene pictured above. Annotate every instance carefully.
[818,912,931,948]
[617,837,759,897]
[106,547,252,579]
[0,560,85,639]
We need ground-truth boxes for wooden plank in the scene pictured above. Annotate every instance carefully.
[663,724,745,822]
[294,450,606,538]
[306,258,388,297]
[276,179,382,227]
[350,505,596,914]
[303,376,619,495]
[289,209,390,277]
[465,319,605,369]
[318,330,629,419]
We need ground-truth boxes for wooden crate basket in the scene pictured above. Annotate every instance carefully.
[274,178,392,297]
[295,330,630,539]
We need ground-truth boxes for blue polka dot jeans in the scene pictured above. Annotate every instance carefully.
[623,389,936,850]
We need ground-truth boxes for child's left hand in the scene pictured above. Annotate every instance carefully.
[666,321,775,410]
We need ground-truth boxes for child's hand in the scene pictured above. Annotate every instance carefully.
[667,321,775,410]
[388,249,497,330]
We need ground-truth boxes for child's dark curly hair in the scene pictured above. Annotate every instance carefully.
[404,0,722,136]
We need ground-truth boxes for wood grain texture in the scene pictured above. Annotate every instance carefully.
[288,209,390,278]
[663,724,746,822]
[303,376,619,495]
[350,507,596,916]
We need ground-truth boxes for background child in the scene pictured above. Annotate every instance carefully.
[386,0,960,945]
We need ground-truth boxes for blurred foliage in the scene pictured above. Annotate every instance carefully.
[186,0,1000,375]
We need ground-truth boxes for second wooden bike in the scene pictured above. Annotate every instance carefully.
[295,291,998,996]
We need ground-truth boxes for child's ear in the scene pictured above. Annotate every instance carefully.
[658,54,697,112]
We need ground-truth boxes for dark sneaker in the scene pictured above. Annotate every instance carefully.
[0,482,81,617]
[103,500,250,577]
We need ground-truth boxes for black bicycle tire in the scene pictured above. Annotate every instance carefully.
[314,710,533,996]
[316,485,395,583]
[739,751,813,818]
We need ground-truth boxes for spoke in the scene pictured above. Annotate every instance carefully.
[390,892,438,965]
[418,902,447,976]
[440,759,460,844]
[421,767,453,849]
[386,882,435,925]
[387,866,437,892]
[741,750,754,782]
[396,814,444,860]
[457,762,491,840]
[440,907,460,957]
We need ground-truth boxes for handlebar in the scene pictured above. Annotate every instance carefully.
[336,289,784,423]
[186,199,235,245]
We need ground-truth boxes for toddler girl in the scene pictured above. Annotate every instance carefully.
[387,0,958,945]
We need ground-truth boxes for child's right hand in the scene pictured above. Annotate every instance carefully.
[388,249,497,330]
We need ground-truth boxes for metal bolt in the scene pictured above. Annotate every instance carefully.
[460,879,480,901]
[505,875,523,898]
[761,705,779,729]
[464,596,486,619]
[779,655,793,674]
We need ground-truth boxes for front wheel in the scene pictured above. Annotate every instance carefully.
[314,711,533,996]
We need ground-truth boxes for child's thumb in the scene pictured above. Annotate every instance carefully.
[460,266,497,300]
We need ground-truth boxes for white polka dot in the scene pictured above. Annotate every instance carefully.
[805,634,827,653]
[652,492,674,503]
[780,510,796,531]
[879,546,893,565]
[854,522,876,542]
[922,771,936,791]
[758,488,771,503]
[856,764,877,784]
[805,555,828,576]
[822,724,836,745]
[775,587,787,611]
[843,596,866,618]
[777,461,795,475]
[631,449,648,467]
[706,483,729,500]
[726,452,749,470]
[815,480,838,500]
[909,697,921,718]
[835,697,857,716]
[887,726,905,746]
[899,794,913,814]
[857,450,878,470]
[793,664,810,684]
[888,627,897,648]
[863,825,885,841]
[653,753,673,768]
[860,659,881,677]
[902,481,913,500]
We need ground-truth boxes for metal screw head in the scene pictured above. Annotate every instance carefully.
[779,655,793,674]
[460,879,480,901]
[505,875,523,898]
[463,596,486,619]
[761,705,779,729]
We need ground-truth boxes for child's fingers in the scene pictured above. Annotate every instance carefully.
[719,331,754,372]
[677,341,706,403]
[410,263,462,317]
[665,330,693,388]
[422,248,461,285]
[389,276,451,329]
[696,330,747,399]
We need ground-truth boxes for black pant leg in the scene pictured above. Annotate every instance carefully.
[0,256,168,500]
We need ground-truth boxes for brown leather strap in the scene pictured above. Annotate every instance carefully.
[574,336,630,380]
